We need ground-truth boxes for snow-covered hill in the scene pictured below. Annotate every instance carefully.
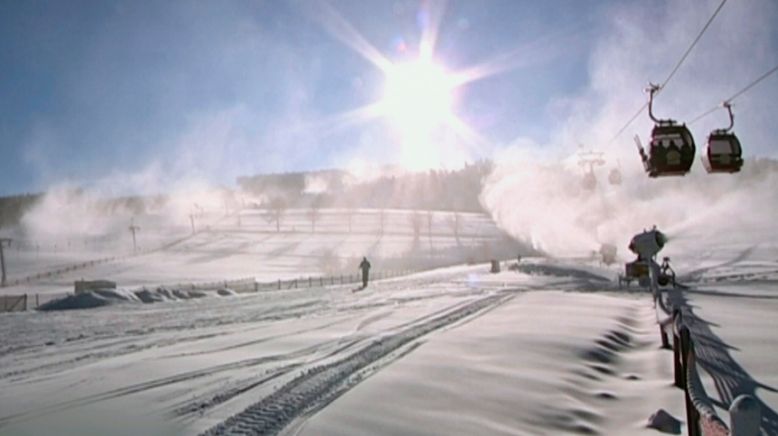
[1,207,776,435]
[1,208,524,296]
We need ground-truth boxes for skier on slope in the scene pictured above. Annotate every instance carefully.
[359,256,371,289]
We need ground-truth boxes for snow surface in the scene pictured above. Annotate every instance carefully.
[1,207,776,435]
[1,209,516,296]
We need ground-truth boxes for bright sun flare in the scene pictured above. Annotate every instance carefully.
[380,60,455,134]
[379,59,458,170]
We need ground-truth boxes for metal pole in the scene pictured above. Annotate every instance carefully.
[673,315,683,389]
[129,220,140,253]
[729,395,761,436]
[0,238,11,287]
[679,327,700,436]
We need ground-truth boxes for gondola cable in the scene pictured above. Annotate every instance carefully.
[689,63,778,125]
[607,0,729,145]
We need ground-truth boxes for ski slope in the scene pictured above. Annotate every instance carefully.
[1,208,518,295]
[1,209,777,435]
[0,262,682,436]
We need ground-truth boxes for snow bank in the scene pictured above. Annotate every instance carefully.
[37,287,144,311]
[37,291,117,311]
[38,286,225,311]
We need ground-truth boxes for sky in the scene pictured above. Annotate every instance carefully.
[1,0,777,196]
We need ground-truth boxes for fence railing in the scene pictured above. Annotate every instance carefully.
[0,292,72,312]
[5,255,128,288]
[0,269,417,313]
[656,292,761,436]
[0,294,28,313]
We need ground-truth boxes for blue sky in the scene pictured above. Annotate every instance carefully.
[1,0,776,196]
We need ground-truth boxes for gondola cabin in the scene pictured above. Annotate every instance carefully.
[702,130,743,174]
[641,121,695,177]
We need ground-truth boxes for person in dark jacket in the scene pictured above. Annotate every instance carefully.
[359,257,371,288]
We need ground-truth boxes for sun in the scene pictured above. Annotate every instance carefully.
[378,59,459,169]
[380,59,455,135]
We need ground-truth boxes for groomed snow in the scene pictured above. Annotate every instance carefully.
[1,208,776,435]
[1,261,687,436]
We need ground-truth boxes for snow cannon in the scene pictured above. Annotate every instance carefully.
[628,228,667,261]
[619,228,668,290]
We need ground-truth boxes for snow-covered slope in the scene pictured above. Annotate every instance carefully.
[0,262,682,436]
[1,207,776,435]
[1,208,521,295]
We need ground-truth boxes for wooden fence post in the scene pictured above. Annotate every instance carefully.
[254,281,259,292]
[309,277,312,287]
[729,394,760,436]
[277,279,281,290]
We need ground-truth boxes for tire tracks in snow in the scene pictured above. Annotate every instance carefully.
[0,335,363,429]
[200,293,512,436]
[171,296,501,421]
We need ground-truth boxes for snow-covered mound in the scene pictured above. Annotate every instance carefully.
[36,291,118,311]
[37,288,141,311]
[38,287,216,311]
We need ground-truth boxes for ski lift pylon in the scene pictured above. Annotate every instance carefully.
[577,148,604,191]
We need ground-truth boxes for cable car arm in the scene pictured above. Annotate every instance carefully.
[723,101,734,132]
[647,83,662,123]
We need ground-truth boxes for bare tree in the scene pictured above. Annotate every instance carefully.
[269,197,287,233]
[448,212,462,246]
[409,211,422,242]
[344,200,356,234]
[379,207,387,236]
[426,209,434,252]
[307,196,324,233]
